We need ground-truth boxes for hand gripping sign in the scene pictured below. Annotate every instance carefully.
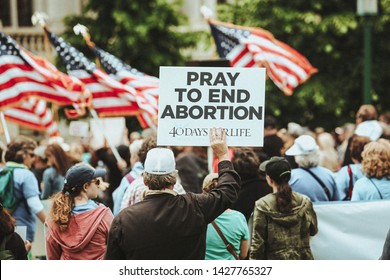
[157,67,266,147]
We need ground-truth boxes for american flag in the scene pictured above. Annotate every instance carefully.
[91,46,159,127]
[208,19,317,95]
[0,32,86,109]
[4,98,59,137]
[44,28,147,125]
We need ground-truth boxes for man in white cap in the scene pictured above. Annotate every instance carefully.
[105,128,241,260]
[285,135,340,202]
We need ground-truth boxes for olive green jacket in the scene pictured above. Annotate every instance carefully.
[250,191,318,260]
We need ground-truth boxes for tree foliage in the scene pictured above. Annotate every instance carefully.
[217,0,390,130]
[62,0,200,76]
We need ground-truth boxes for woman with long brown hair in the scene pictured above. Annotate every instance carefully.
[250,157,318,260]
[0,202,29,259]
[41,143,73,199]
[45,163,113,260]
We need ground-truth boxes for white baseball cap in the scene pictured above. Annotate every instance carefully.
[354,120,383,141]
[285,135,319,156]
[144,148,176,175]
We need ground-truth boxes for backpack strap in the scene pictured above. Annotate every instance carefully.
[125,173,135,184]
[347,165,354,200]
[211,221,240,260]
[301,168,332,201]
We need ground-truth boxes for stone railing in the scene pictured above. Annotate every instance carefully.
[7,30,48,56]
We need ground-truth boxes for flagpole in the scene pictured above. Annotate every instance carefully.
[73,24,101,67]
[0,112,11,144]
[89,109,122,163]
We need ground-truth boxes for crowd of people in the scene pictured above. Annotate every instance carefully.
[0,104,389,260]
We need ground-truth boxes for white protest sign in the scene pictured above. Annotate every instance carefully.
[69,121,89,137]
[157,66,266,146]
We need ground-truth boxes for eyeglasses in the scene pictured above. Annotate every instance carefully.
[24,152,35,158]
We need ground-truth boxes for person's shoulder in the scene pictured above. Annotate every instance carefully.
[354,176,370,187]
[255,193,275,207]
[228,209,247,220]
[43,166,56,176]
[335,165,348,175]
[314,166,334,175]
[13,167,37,181]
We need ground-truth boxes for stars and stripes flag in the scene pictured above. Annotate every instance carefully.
[4,98,59,137]
[90,46,159,128]
[44,28,148,126]
[208,18,318,95]
[0,32,87,109]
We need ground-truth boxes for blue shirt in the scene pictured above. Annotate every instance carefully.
[12,167,41,241]
[205,210,249,260]
[112,162,144,216]
[334,164,364,200]
[289,166,340,202]
[72,199,99,214]
[41,167,64,200]
[351,177,390,201]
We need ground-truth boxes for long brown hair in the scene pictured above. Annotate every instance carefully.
[45,144,72,176]
[0,203,16,238]
[265,159,293,213]
[48,180,88,231]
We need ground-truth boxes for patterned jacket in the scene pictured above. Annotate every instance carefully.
[250,191,318,260]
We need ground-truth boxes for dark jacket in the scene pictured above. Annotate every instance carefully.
[105,160,240,260]
[380,228,390,260]
[0,232,28,260]
[232,174,272,221]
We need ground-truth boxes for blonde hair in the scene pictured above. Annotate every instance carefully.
[48,180,92,231]
[361,139,390,179]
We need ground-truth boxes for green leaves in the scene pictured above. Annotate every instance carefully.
[63,0,198,76]
[217,0,389,130]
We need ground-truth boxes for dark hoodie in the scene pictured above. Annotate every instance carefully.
[250,192,318,260]
[45,206,113,260]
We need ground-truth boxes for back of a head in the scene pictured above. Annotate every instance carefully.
[117,144,131,166]
[232,147,260,180]
[202,173,218,193]
[350,136,371,162]
[143,148,177,190]
[356,104,378,123]
[138,136,157,165]
[361,139,390,179]
[260,157,293,213]
[317,133,336,151]
[261,157,292,184]
[264,115,278,129]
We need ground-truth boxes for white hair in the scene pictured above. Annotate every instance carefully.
[295,150,320,168]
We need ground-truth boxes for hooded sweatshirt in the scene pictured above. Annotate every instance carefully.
[46,205,113,260]
[250,191,318,260]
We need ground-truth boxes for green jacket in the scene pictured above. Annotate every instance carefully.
[250,191,318,260]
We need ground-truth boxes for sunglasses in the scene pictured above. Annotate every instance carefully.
[25,152,35,158]
[92,179,101,186]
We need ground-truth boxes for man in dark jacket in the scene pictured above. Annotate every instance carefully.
[105,128,240,260]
